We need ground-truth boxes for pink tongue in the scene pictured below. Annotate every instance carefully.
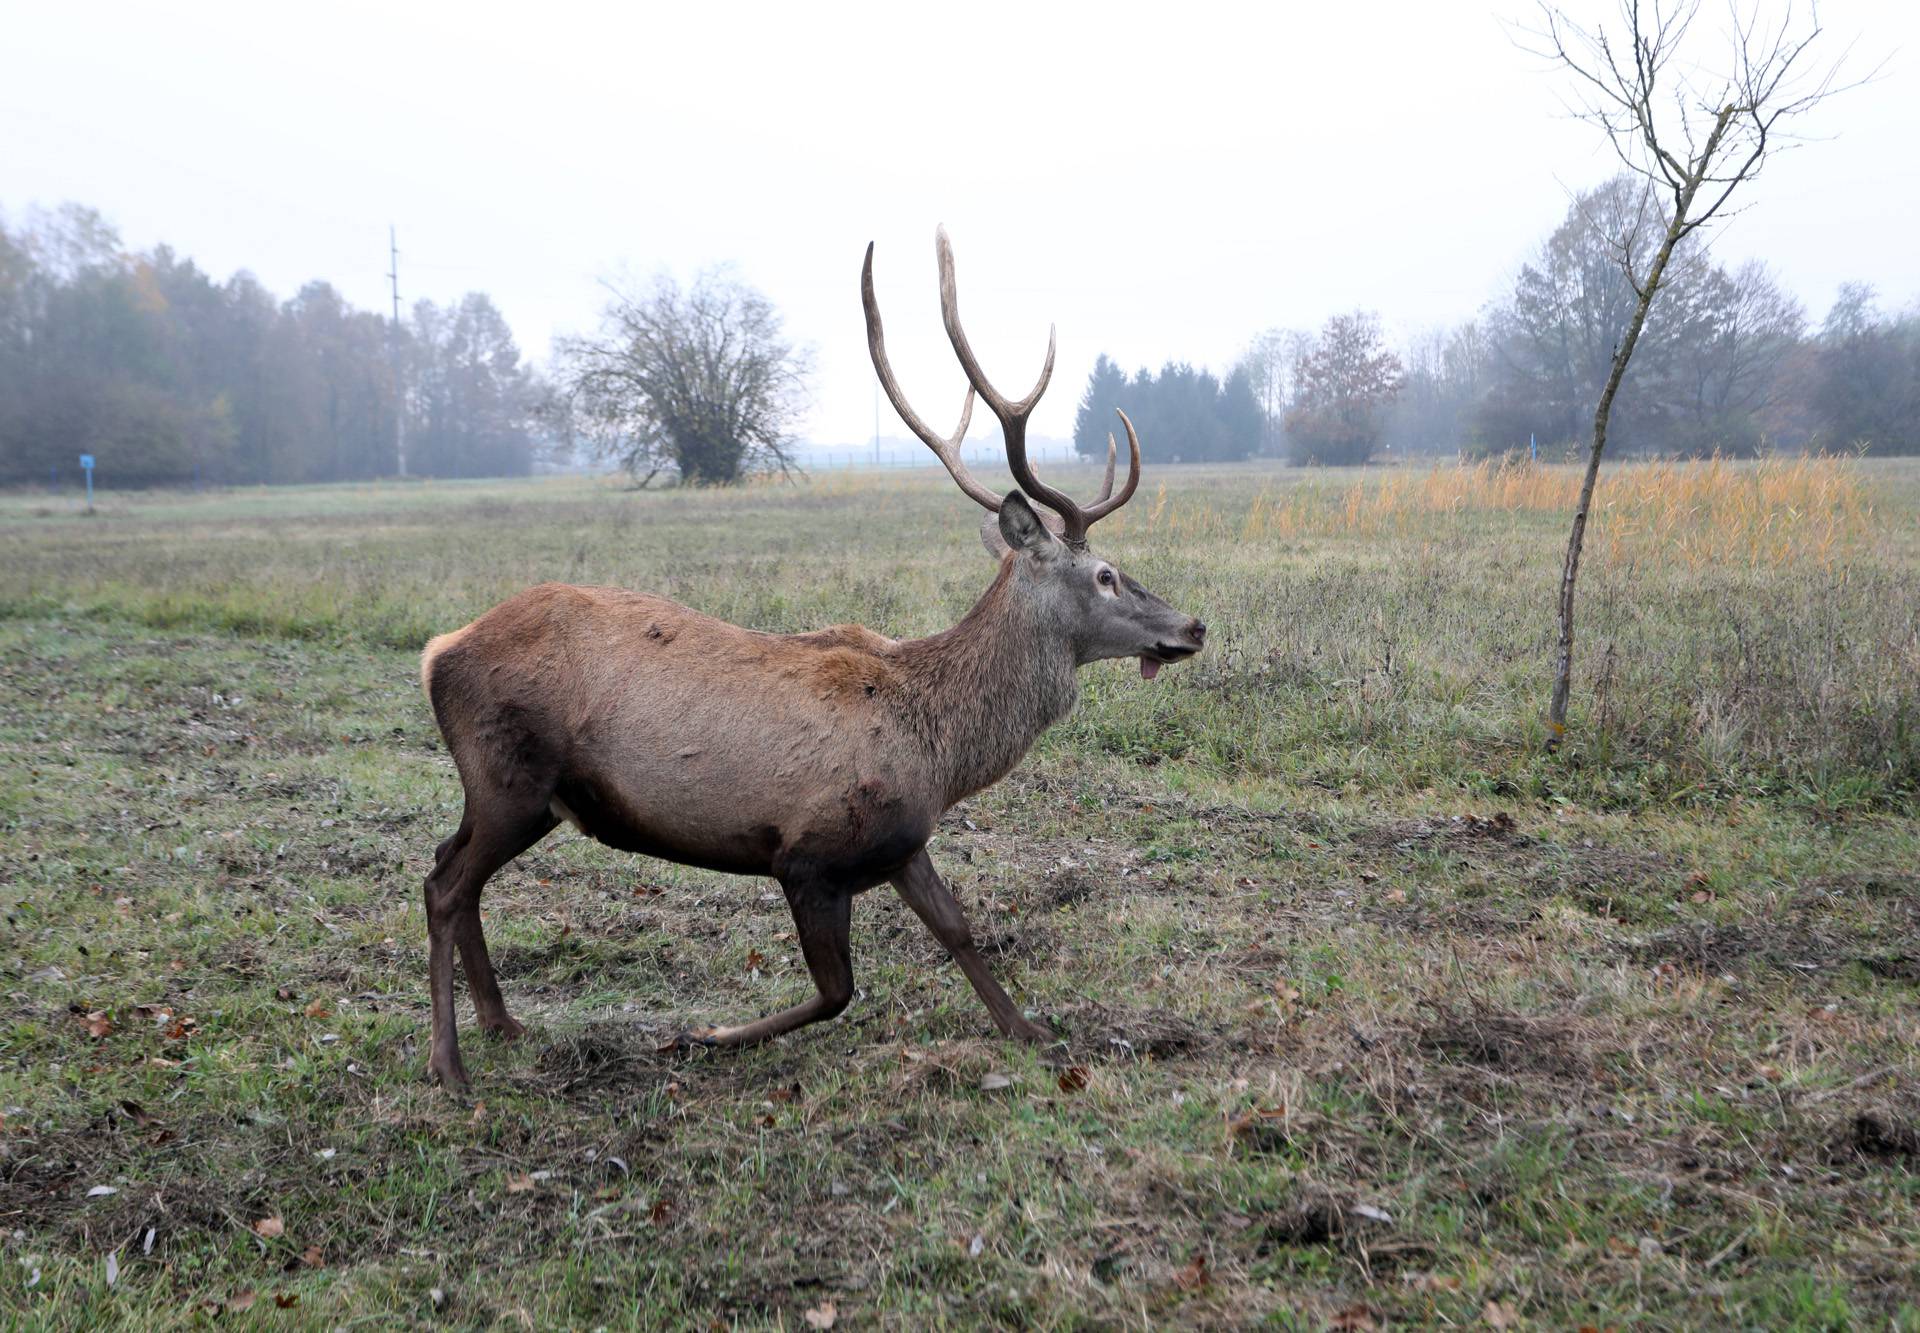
[1139,657,1161,680]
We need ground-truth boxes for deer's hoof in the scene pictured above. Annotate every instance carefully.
[481,1015,527,1042]
[1007,1018,1057,1045]
[660,1027,720,1053]
[427,1055,471,1089]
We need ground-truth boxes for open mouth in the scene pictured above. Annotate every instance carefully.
[1138,643,1200,680]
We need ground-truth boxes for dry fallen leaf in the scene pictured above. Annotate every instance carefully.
[745,949,766,972]
[1172,1252,1209,1291]
[225,1290,258,1314]
[979,1072,1013,1092]
[802,1300,838,1329]
[1483,1297,1522,1329]
[648,1198,673,1225]
[83,1010,114,1039]
[275,1293,300,1309]
[300,1244,325,1269]
[505,1173,535,1194]
[1226,1106,1288,1140]
[304,997,332,1019]
[1329,1302,1379,1332]
[1056,1066,1091,1094]
[251,1216,285,1239]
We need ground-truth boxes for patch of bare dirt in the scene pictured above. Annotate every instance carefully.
[1338,811,1676,920]
[1347,811,1528,854]
[1811,871,1920,901]
[1834,1110,1920,1164]
[1861,955,1920,983]
[1629,923,1771,971]
[1046,867,1101,908]
[1367,904,1541,938]
[0,1139,82,1230]
[1630,918,1920,984]
[1056,1003,1211,1062]
[534,1026,676,1093]
[1415,1002,1589,1079]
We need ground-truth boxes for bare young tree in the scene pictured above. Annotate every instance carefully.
[1522,0,1856,749]
[556,268,809,486]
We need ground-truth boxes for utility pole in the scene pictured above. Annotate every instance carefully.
[388,225,407,478]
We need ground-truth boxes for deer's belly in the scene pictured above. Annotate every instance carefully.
[549,777,782,875]
[550,753,932,887]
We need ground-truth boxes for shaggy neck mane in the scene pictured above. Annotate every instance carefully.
[895,558,1079,807]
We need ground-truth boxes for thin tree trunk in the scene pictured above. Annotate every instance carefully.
[1545,271,1665,747]
[1546,111,1732,751]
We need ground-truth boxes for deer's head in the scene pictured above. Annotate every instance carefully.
[863,229,1207,679]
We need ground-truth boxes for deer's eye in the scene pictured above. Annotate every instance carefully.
[1097,568,1117,589]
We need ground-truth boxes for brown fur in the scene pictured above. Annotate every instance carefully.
[414,526,1199,1086]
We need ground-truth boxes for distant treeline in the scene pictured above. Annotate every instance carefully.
[7,190,1915,489]
[0,204,545,487]
[1077,175,1920,466]
[1072,358,1264,464]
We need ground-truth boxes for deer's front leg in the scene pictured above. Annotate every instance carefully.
[891,848,1053,1044]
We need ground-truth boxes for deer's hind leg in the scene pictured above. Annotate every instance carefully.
[682,879,854,1049]
[424,793,558,1087]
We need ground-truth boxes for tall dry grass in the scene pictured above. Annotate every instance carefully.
[1199,456,1878,570]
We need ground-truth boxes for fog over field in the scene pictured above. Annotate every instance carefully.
[4,0,1916,448]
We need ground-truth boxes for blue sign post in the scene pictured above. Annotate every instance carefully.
[79,454,95,512]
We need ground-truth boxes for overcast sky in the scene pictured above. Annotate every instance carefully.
[4,0,1913,447]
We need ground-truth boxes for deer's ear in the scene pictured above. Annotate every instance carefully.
[979,511,1012,558]
[996,492,1060,555]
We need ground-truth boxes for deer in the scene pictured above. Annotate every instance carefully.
[415,228,1206,1086]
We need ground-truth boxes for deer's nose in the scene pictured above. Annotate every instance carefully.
[1189,619,1207,644]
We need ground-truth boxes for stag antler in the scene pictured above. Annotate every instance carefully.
[862,229,1142,547]
[935,228,1140,546]
[861,244,1001,513]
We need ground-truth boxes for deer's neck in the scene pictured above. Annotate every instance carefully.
[897,559,1078,808]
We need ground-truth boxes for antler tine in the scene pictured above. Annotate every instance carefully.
[1079,408,1142,525]
[861,242,1001,514]
[932,227,1087,538]
[1096,433,1117,503]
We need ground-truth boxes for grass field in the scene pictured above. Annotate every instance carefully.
[2,457,1917,1329]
